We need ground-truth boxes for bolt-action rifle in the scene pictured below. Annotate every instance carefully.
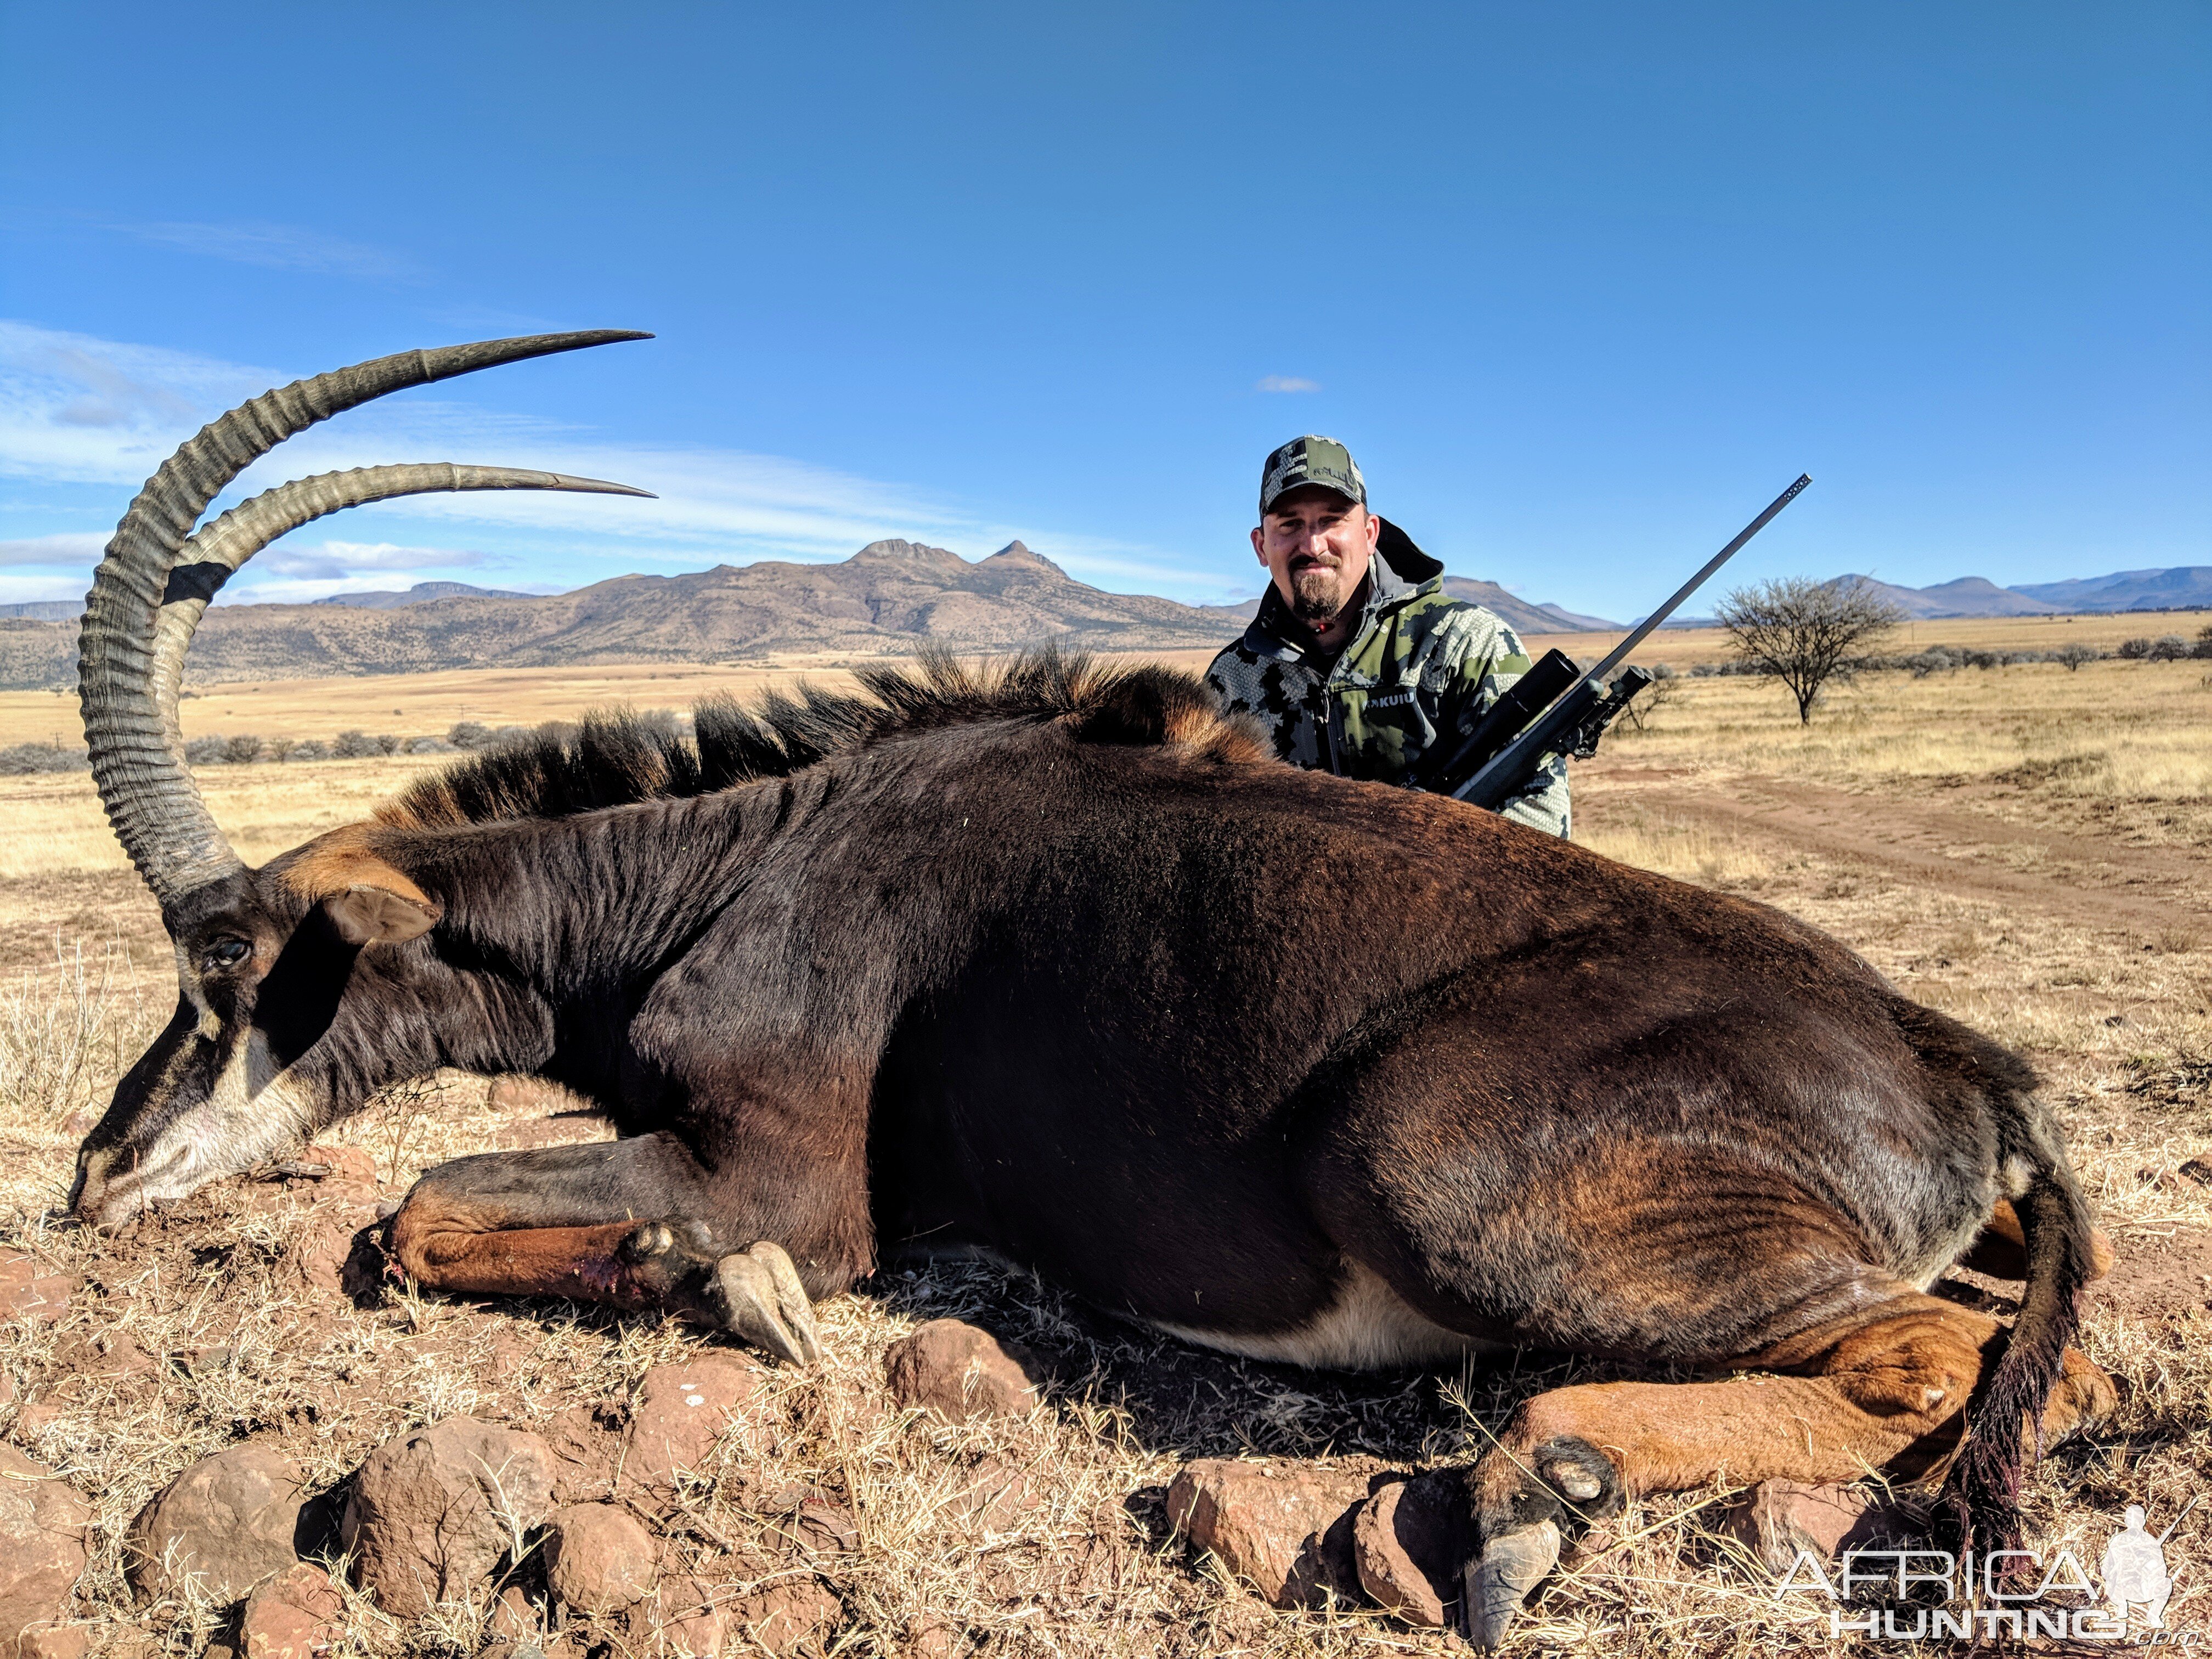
[1413,475,1812,810]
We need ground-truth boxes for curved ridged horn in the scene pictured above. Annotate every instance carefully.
[78,330,651,912]
[149,464,654,774]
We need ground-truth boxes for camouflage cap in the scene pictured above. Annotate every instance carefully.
[1260,435,1365,516]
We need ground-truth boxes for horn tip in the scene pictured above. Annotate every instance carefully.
[548,474,657,499]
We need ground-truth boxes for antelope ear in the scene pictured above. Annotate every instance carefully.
[286,834,442,945]
[326,883,441,946]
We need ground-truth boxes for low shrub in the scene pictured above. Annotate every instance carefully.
[0,743,89,775]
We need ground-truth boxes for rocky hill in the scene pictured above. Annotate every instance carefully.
[1439,578,1620,635]
[1837,574,2061,619]
[0,540,1260,689]
[311,580,537,609]
[2011,567,2212,612]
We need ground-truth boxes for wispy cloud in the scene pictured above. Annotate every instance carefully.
[0,321,279,486]
[0,320,1249,605]
[252,540,488,583]
[0,531,106,567]
[1256,375,1320,393]
[113,220,425,283]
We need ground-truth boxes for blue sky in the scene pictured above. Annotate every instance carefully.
[1,2,2204,618]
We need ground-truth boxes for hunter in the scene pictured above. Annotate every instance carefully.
[1206,435,1571,836]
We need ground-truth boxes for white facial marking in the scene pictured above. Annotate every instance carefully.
[89,1028,315,1226]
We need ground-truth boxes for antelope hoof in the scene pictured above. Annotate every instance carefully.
[1463,1519,1560,1649]
[708,1240,823,1367]
[1463,1434,1621,1647]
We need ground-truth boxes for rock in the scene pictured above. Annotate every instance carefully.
[312,1145,381,1189]
[488,1583,539,1644]
[625,1576,718,1657]
[341,1417,556,1618]
[0,1372,15,1407]
[622,1357,763,1493]
[238,1564,342,1659]
[18,1627,93,1659]
[1722,1481,1905,1573]
[543,1405,622,1505]
[0,1256,77,1324]
[488,1074,561,1113]
[726,1578,842,1656]
[1353,1471,1477,1628]
[545,1503,660,1615]
[1165,1458,1376,1609]
[126,1443,307,1605]
[883,1320,1043,1421]
[0,1447,92,1657]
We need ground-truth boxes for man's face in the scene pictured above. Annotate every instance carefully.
[1251,486,1379,627]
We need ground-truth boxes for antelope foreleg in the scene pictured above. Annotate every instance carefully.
[384,1136,823,1363]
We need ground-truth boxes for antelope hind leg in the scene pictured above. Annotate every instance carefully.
[1459,1291,2116,1649]
[385,1137,823,1364]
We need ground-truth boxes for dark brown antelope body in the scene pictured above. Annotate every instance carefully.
[71,335,2114,1645]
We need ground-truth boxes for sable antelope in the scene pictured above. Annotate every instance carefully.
[72,334,2114,1644]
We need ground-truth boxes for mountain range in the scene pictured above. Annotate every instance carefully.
[1,547,2205,690]
[311,580,538,608]
[1837,568,2212,619]
[0,541,1256,689]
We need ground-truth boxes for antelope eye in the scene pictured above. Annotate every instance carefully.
[202,937,251,971]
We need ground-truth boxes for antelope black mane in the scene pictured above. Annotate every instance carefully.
[379,647,1251,830]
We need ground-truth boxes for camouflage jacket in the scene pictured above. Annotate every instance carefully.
[1205,524,1571,837]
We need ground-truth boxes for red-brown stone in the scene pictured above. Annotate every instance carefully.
[545,1503,660,1615]
[1352,1471,1476,1628]
[126,1444,307,1605]
[726,1579,842,1656]
[238,1563,343,1659]
[0,1256,77,1325]
[0,1447,91,1659]
[883,1320,1043,1421]
[1722,1480,1903,1573]
[341,1417,556,1618]
[622,1357,764,1494]
[1165,1458,1378,1609]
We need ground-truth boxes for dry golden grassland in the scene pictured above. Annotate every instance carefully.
[1,639,2207,1658]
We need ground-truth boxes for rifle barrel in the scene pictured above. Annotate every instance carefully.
[1448,473,1811,808]
[1582,473,1811,689]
